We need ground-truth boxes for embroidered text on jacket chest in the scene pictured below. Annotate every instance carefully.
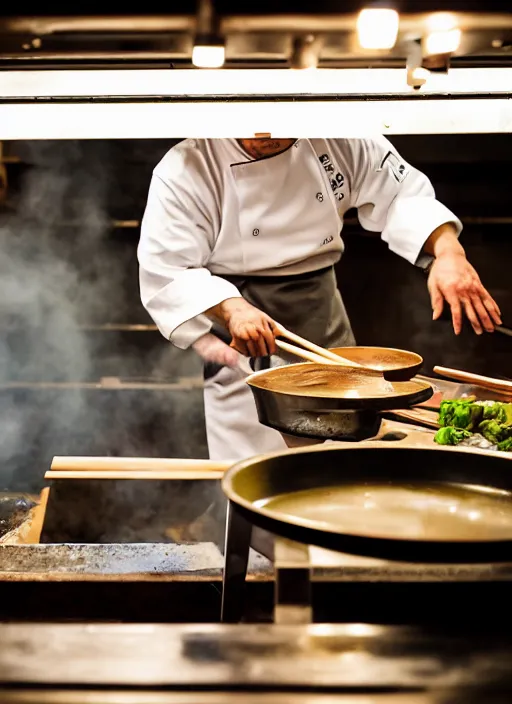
[318,153,345,202]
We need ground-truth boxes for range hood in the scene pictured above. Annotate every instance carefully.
[0,10,511,139]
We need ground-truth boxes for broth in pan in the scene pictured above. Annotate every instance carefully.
[249,363,430,399]
[260,482,512,541]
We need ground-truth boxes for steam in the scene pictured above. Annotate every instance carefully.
[0,141,110,382]
[0,140,208,502]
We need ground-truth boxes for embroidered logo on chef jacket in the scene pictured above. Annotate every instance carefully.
[318,154,345,202]
[379,151,409,183]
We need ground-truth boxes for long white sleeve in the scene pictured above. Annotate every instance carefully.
[138,151,240,349]
[348,136,462,268]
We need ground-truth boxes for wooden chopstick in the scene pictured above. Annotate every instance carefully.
[275,339,341,365]
[50,456,232,472]
[45,470,225,480]
[276,325,363,367]
[433,366,512,395]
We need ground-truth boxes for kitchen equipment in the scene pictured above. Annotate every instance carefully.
[496,325,512,338]
[275,339,345,366]
[275,325,364,368]
[222,439,512,565]
[434,366,512,396]
[46,456,231,480]
[210,321,423,381]
[246,363,433,441]
[331,346,423,381]
[276,329,422,381]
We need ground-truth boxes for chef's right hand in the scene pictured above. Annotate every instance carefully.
[192,332,239,368]
[210,298,278,358]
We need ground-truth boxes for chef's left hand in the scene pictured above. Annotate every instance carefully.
[427,248,501,336]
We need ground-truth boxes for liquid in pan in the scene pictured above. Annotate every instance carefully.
[249,363,428,399]
[258,481,512,541]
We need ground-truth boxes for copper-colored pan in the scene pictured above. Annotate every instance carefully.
[247,363,433,441]
[330,346,423,382]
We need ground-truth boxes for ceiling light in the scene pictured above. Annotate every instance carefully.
[426,13,458,33]
[192,43,225,68]
[424,28,462,56]
[357,8,399,50]
[192,0,225,68]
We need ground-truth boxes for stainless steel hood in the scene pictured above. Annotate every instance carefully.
[0,11,511,139]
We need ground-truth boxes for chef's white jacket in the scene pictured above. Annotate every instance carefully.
[138,137,461,349]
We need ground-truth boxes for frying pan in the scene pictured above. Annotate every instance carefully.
[330,346,423,381]
[222,441,512,563]
[247,363,433,441]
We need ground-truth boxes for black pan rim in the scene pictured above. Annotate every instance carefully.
[248,377,434,409]
[222,443,512,561]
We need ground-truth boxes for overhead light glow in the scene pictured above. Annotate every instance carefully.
[426,12,458,33]
[192,43,225,68]
[357,8,400,50]
[424,28,462,56]
[0,98,510,140]
[2,68,512,98]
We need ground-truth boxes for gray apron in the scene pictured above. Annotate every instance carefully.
[201,264,355,559]
[204,265,355,381]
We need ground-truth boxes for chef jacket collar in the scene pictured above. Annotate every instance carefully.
[230,138,301,167]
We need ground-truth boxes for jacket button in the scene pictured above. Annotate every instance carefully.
[252,228,260,237]
[316,192,324,202]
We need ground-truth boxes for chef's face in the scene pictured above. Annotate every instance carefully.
[238,138,297,159]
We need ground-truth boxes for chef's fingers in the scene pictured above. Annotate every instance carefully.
[241,322,268,357]
[261,320,277,355]
[469,293,495,333]
[230,339,250,356]
[247,338,262,358]
[479,289,502,325]
[429,283,444,321]
[444,293,463,335]
[461,297,483,335]
[247,318,277,356]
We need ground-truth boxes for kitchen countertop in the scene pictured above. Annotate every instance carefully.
[1,542,512,583]
[0,621,511,697]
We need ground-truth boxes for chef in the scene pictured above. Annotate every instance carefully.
[138,137,501,461]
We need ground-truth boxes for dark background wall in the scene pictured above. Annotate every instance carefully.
[0,135,510,492]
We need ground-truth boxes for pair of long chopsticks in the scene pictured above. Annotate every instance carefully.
[433,366,512,396]
[275,325,363,368]
[45,456,233,481]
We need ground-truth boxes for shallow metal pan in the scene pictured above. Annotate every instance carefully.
[222,442,512,563]
[247,364,433,441]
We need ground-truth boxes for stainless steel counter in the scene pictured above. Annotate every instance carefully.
[2,542,512,583]
[0,622,510,700]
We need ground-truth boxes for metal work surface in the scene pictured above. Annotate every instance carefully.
[0,622,511,693]
[0,543,268,581]
[2,542,512,583]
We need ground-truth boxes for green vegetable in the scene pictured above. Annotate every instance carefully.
[438,398,483,430]
[468,404,484,430]
[434,426,471,446]
[476,401,512,424]
[479,419,506,444]
[436,399,512,450]
[497,437,512,452]
[482,404,507,423]
[439,399,474,428]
